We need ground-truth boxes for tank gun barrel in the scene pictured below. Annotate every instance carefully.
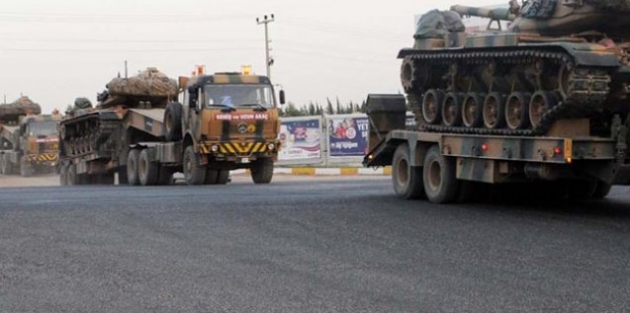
[450,5,516,22]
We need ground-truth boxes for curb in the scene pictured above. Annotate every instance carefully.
[231,167,391,176]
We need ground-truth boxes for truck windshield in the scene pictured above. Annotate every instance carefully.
[28,121,58,136]
[204,84,275,109]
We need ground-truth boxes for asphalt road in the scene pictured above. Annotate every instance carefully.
[1,177,629,313]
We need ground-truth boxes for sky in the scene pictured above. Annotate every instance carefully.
[0,0,503,114]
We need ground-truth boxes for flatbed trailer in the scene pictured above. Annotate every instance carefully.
[363,94,630,203]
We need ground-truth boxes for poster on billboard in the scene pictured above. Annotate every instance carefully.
[277,116,322,163]
[327,114,369,158]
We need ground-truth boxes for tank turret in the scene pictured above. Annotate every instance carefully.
[0,96,42,124]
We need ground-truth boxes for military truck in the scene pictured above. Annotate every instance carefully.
[0,97,61,177]
[57,67,285,186]
[364,1,630,203]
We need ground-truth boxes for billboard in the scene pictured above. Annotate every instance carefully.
[278,117,322,162]
[327,114,369,158]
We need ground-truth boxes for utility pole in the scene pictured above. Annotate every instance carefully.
[256,14,275,80]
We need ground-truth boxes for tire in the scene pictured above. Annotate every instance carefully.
[441,92,463,127]
[423,145,459,204]
[505,92,531,130]
[251,158,274,184]
[183,146,206,185]
[138,149,159,186]
[1,155,11,175]
[205,168,219,185]
[127,149,140,186]
[392,144,425,200]
[216,170,230,185]
[59,164,68,186]
[529,91,559,128]
[592,181,612,199]
[483,92,506,129]
[462,93,484,128]
[164,102,183,142]
[421,89,444,125]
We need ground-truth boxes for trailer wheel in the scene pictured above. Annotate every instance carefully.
[392,144,425,199]
[127,149,140,186]
[423,145,459,204]
[183,146,206,185]
[592,181,612,199]
[251,158,274,184]
[138,149,159,186]
[164,102,183,142]
[1,156,11,175]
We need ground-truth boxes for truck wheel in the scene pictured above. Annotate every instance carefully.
[251,158,274,184]
[59,164,69,186]
[392,144,425,199]
[183,146,206,185]
[423,145,459,204]
[164,102,183,142]
[127,149,140,186]
[592,181,612,199]
[138,149,159,186]
[204,169,218,185]
[20,157,33,177]
[1,156,10,175]
[216,170,230,185]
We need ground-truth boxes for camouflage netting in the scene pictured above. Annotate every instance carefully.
[0,96,42,122]
[106,67,178,98]
[414,9,465,39]
[585,0,630,11]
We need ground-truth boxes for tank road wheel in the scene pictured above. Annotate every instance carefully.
[138,149,159,186]
[164,102,183,142]
[483,92,506,129]
[251,158,274,184]
[126,149,141,186]
[183,146,206,185]
[423,145,459,204]
[462,93,484,128]
[59,164,68,186]
[441,92,463,127]
[421,90,444,125]
[529,91,559,128]
[505,92,531,130]
[392,144,425,200]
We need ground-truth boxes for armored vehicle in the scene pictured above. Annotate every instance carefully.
[400,0,630,135]
[58,67,285,186]
[364,1,630,203]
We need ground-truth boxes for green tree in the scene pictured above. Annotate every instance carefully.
[326,98,334,115]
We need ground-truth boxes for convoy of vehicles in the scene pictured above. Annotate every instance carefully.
[56,67,284,186]
[363,1,630,203]
[0,97,61,177]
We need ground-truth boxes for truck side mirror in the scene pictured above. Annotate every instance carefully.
[279,90,286,105]
[188,89,198,111]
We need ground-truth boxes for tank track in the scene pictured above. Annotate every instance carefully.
[60,112,122,157]
[405,48,612,137]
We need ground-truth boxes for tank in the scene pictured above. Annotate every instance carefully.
[399,0,630,137]
[0,96,42,124]
[59,67,178,158]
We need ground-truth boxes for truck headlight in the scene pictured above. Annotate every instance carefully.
[267,143,275,150]
[211,145,219,152]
